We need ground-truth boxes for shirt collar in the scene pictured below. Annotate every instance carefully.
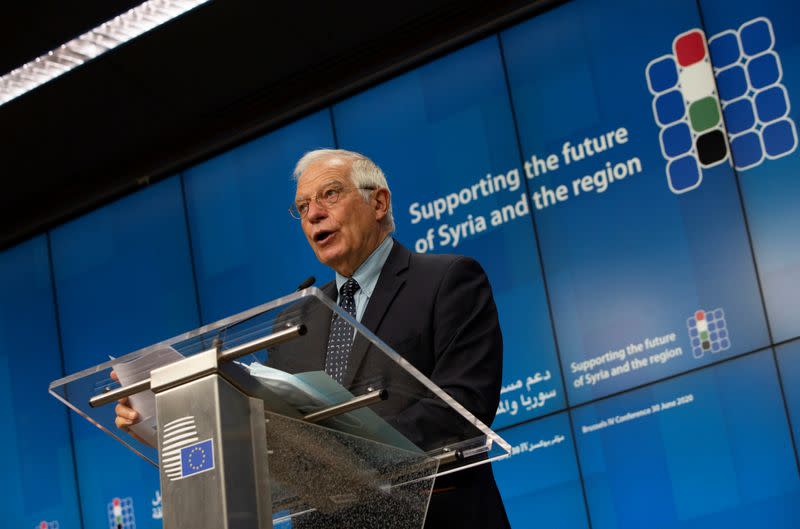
[336,236,394,297]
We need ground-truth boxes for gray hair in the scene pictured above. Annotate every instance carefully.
[293,149,395,232]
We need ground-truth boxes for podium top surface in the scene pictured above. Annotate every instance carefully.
[50,287,510,476]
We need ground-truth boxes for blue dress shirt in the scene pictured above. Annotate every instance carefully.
[335,236,394,322]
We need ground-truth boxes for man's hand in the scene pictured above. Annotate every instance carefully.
[114,396,140,429]
[110,370,151,446]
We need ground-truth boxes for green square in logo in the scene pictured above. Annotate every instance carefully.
[689,97,721,132]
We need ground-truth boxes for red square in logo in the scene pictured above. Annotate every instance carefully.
[675,31,706,67]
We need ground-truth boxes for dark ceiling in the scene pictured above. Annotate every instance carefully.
[1,0,559,250]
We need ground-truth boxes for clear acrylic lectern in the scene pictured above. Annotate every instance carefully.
[50,287,511,529]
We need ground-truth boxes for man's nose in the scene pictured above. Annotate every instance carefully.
[306,199,327,221]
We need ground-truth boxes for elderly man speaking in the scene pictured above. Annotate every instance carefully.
[289,149,509,528]
[117,149,509,528]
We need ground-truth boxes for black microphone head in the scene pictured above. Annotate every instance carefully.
[296,276,316,291]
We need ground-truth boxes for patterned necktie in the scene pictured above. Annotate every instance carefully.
[325,278,360,383]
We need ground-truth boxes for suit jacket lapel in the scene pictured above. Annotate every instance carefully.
[321,281,338,302]
[341,241,410,388]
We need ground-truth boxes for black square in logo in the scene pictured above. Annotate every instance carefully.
[696,130,728,166]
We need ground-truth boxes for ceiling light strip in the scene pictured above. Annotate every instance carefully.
[0,0,210,106]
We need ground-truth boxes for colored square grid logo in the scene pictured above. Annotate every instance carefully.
[647,29,729,194]
[107,497,136,529]
[36,522,59,529]
[687,308,730,359]
[707,17,797,170]
[648,17,798,189]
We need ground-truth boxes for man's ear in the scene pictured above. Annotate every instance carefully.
[373,188,390,221]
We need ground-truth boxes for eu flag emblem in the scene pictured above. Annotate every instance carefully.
[180,439,215,478]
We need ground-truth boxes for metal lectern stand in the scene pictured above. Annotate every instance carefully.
[50,288,511,529]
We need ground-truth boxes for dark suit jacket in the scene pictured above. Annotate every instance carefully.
[272,240,510,528]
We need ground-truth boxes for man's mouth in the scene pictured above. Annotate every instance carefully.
[314,230,335,244]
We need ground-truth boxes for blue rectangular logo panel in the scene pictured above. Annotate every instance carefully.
[180,439,215,479]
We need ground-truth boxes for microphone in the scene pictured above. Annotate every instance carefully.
[296,276,316,291]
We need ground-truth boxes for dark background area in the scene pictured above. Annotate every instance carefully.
[0,0,561,250]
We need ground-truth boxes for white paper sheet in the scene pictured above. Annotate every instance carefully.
[113,346,183,446]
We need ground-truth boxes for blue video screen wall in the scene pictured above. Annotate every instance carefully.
[501,0,771,408]
[182,110,336,323]
[49,176,200,529]
[2,0,800,527]
[571,349,800,528]
[0,236,82,529]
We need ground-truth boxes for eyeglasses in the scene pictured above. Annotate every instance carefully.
[289,183,376,219]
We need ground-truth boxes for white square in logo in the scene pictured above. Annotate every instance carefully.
[679,62,716,101]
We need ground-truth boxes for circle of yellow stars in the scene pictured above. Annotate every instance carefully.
[187,446,207,470]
